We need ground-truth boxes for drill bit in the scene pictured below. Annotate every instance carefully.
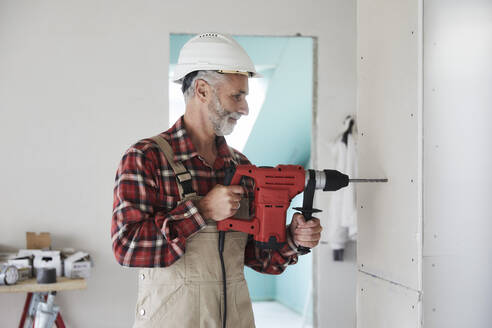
[349,178,388,183]
[312,169,388,191]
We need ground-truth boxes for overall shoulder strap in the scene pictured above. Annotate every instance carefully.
[151,135,196,200]
[228,146,239,166]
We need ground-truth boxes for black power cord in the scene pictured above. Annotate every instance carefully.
[219,165,237,328]
[218,231,227,328]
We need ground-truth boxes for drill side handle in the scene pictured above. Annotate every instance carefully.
[292,207,322,255]
[292,169,321,255]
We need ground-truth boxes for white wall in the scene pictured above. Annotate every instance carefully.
[0,1,357,327]
[423,1,492,326]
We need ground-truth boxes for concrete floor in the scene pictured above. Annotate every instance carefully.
[252,301,312,328]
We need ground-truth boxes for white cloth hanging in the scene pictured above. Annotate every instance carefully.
[327,116,358,257]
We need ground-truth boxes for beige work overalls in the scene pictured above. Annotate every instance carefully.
[133,136,256,328]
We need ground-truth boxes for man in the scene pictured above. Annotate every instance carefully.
[111,33,322,328]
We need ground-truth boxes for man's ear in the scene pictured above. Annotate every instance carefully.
[195,79,210,103]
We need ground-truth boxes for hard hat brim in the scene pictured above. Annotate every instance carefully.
[173,67,263,84]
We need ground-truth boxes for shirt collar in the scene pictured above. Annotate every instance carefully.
[216,134,236,165]
[165,116,236,165]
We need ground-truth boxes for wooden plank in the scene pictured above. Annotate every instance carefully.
[0,277,86,294]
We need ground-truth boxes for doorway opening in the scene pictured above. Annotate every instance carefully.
[169,33,315,328]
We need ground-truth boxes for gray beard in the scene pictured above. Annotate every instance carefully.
[208,95,241,136]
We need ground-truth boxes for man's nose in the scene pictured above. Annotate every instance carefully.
[238,100,249,116]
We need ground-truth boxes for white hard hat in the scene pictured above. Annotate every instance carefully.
[173,32,262,83]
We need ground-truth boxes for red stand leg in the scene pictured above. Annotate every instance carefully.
[18,291,67,328]
[19,292,33,328]
[55,313,66,328]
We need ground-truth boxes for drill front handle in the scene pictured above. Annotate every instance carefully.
[293,169,322,255]
[292,207,322,254]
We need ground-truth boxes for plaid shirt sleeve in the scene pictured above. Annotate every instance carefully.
[232,150,300,275]
[244,225,300,275]
[111,142,206,267]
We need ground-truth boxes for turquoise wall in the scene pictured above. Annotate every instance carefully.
[170,34,313,315]
[242,37,312,168]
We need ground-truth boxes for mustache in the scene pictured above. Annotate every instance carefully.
[227,112,242,120]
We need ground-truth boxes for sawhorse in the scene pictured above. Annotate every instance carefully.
[0,277,86,328]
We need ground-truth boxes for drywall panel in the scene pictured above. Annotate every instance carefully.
[423,1,492,327]
[357,0,422,290]
[423,256,492,328]
[357,271,421,328]
[423,0,492,257]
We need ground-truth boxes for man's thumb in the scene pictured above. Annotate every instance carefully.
[228,185,245,194]
[292,213,304,228]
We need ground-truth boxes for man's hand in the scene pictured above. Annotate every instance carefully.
[196,184,245,221]
[289,213,323,249]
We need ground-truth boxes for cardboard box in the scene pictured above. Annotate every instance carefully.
[19,249,62,277]
[26,232,51,250]
[34,251,61,277]
[64,252,92,278]
[17,249,40,258]
[8,258,31,268]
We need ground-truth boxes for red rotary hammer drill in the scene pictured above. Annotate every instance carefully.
[217,164,387,254]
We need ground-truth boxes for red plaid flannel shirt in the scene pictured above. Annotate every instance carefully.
[111,117,299,274]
